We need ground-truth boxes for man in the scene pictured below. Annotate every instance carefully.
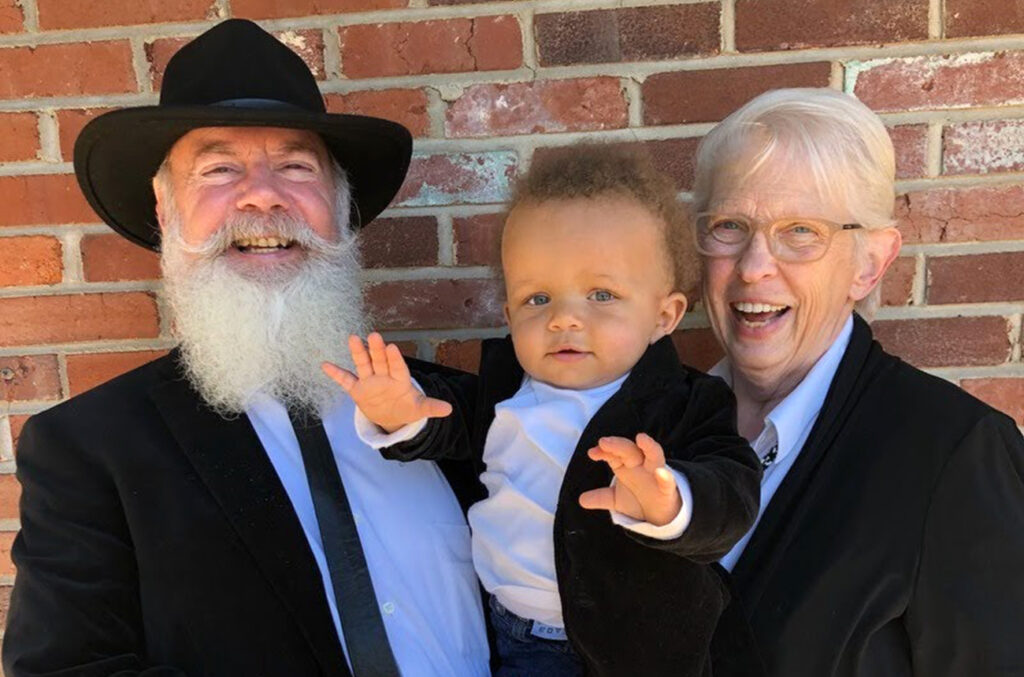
[3,19,490,677]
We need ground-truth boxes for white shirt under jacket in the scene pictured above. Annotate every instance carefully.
[356,373,693,629]
[714,315,853,572]
[245,392,491,677]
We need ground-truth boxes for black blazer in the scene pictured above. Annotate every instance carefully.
[385,335,762,677]
[2,351,483,677]
[717,314,1024,676]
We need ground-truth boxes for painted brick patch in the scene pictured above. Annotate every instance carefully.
[943,120,1024,175]
[395,152,518,207]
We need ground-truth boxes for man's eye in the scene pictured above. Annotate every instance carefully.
[712,219,746,232]
[201,165,236,176]
[589,290,615,302]
[281,163,315,172]
[526,294,550,306]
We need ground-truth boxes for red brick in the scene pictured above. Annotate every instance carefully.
[453,213,504,267]
[56,108,114,162]
[435,339,482,373]
[532,137,700,191]
[890,124,928,179]
[325,89,430,137]
[642,63,832,125]
[0,532,15,577]
[928,252,1024,304]
[446,78,627,138]
[0,42,135,99]
[428,0,501,4]
[395,151,518,207]
[8,415,29,450]
[232,0,405,18]
[881,256,916,306]
[895,185,1024,244]
[535,5,719,67]
[0,174,98,227]
[37,0,215,29]
[66,350,168,397]
[872,316,1012,367]
[671,327,724,372]
[81,234,160,282]
[0,355,60,402]
[961,378,1024,426]
[0,474,18,521]
[0,293,160,347]
[736,0,927,51]
[0,0,23,33]
[149,30,325,89]
[0,236,62,287]
[0,113,38,162]
[943,120,1024,175]
[359,216,438,268]
[946,0,1024,38]
[340,16,522,78]
[367,278,504,330]
[853,51,1024,112]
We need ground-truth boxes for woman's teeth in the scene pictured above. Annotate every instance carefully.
[731,302,789,328]
[732,302,787,313]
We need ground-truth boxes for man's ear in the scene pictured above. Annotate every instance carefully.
[152,177,168,235]
[652,292,688,342]
[851,227,902,302]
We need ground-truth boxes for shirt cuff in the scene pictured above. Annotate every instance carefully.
[610,468,694,540]
[352,378,429,448]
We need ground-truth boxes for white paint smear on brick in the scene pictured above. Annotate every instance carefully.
[944,120,1024,175]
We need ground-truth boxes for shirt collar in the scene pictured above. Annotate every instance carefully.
[709,315,854,460]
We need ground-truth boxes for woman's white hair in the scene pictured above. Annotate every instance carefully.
[692,87,897,319]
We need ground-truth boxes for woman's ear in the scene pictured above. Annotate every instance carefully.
[652,292,688,342]
[851,227,902,302]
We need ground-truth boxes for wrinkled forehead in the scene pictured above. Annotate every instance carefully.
[165,125,331,168]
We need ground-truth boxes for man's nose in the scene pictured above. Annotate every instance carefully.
[735,230,779,283]
[547,301,584,331]
[235,165,288,213]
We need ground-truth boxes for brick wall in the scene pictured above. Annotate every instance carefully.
[1,0,1023,635]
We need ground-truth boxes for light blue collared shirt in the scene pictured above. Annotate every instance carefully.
[245,392,490,677]
[713,315,854,571]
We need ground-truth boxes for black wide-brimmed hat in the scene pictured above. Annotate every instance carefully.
[74,18,412,251]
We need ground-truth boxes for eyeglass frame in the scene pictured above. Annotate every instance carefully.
[693,212,864,263]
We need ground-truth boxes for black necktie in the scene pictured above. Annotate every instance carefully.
[290,413,402,677]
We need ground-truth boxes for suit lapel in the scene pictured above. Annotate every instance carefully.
[731,316,891,609]
[147,355,350,677]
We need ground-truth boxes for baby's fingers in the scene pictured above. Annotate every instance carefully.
[578,487,616,512]
[635,433,666,471]
[385,343,412,383]
[654,467,677,496]
[595,436,645,469]
[322,362,357,391]
[366,332,389,375]
[348,335,373,380]
[421,396,454,419]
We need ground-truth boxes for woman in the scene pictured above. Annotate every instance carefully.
[695,88,1024,676]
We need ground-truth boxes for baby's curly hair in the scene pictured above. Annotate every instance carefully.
[509,143,698,295]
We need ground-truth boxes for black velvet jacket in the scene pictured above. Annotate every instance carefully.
[714,315,1024,677]
[3,352,484,677]
[385,335,762,677]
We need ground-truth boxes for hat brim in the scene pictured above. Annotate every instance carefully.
[74,106,413,251]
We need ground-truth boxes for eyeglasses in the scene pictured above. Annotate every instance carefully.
[694,213,863,263]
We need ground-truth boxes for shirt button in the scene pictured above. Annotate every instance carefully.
[381,601,396,615]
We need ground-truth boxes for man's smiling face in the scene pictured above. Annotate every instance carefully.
[156,125,338,280]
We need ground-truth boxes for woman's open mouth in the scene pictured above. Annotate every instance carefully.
[731,301,790,328]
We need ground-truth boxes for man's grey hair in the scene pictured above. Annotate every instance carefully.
[692,88,897,320]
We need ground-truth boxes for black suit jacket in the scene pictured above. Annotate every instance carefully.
[384,335,763,677]
[718,314,1024,676]
[2,351,483,677]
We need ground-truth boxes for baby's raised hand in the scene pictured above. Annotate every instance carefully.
[578,433,682,527]
[322,333,452,433]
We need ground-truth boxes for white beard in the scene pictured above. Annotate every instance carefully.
[159,201,365,418]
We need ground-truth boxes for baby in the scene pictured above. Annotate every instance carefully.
[325,145,761,677]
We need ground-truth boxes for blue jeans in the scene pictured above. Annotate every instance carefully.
[489,596,584,677]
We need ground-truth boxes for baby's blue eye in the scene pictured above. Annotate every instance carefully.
[589,290,615,302]
[526,293,550,306]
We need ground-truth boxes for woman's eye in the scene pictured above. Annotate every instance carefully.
[589,290,615,302]
[526,294,550,306]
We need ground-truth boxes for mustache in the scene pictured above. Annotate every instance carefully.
[173,211,348,261]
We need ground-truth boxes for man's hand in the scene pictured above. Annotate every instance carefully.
[578,433,683,527]
[322,333,452,433]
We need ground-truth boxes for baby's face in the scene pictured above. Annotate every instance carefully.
[502,196,687,390]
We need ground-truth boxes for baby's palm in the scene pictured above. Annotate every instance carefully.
[322,333,451,433]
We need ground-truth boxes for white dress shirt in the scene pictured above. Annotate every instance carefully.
[245,392,490,677]
[714,315,853,571]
